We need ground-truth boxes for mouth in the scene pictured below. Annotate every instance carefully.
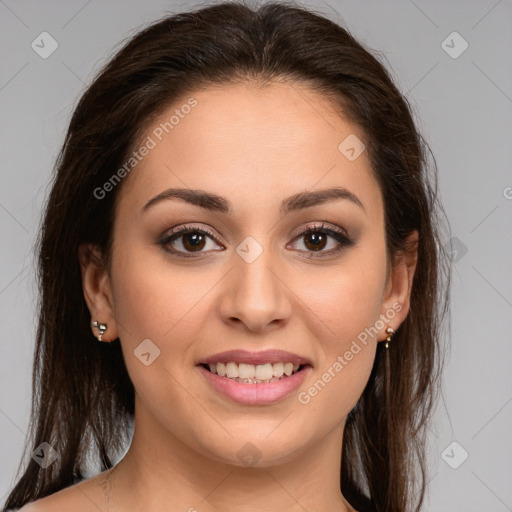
[197,362,312,404]
[196,349,313,403]
[199,361,311,384]
[197,349,313,405]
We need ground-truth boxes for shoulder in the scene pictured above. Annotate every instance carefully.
[17,494,65,512]
[17,473,107,512]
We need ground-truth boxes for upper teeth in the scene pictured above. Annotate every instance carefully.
[209,362,300,380]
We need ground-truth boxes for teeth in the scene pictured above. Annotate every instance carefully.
[226,362,238,378]
[231,376,283,384]
[217,362,226,377]
[206,361,303,380]
[273,362,284,377]
[238,363,255,379]
[255,363,273,380]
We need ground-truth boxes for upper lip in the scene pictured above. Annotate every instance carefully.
[198,349,312,367]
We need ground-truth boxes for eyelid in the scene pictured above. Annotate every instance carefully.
[161,221,348,242]
[292,221,350,240]
[159,223,225,255]
[162,223,221,243]
[287,222,354,258]
[158,221,353,258]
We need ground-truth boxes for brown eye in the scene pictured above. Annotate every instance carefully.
[290,222,354,258]
[181,232,207,252]
[159,225,224,258]
[302,231,328,251]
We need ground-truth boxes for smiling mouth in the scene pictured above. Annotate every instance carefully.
[200,362,310,384]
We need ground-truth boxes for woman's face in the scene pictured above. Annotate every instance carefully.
[84,81,414,467]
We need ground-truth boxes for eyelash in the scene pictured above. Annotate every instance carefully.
[158,222,354,259]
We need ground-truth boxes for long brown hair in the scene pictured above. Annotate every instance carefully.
[3,2,450,511]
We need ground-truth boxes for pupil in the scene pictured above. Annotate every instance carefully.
[306,232,326,251]
[184,232,205,251]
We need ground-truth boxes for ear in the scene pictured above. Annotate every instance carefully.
[78,243,118,342]
[378,230,419,341]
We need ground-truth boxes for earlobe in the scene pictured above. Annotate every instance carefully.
[78,243,118,342]
[379,230,419,338]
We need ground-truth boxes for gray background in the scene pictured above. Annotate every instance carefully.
[1,0,511,510]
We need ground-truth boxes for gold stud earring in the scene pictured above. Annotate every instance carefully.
[92,321,108,342]
[385,327,395,349]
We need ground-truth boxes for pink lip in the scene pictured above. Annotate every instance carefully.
[198,364,312,405]
[198,349,312,366]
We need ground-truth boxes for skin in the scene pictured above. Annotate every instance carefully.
[22,81,417,512]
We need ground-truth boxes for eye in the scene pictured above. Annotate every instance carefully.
[158,224,224,258]
[158,221,354,259]
[288,222,354,258]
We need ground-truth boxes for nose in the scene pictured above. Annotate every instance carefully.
[218,244,293,333]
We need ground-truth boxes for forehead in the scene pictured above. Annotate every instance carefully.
[116,81,383,223]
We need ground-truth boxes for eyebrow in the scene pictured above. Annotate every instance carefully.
[141,186,366,216]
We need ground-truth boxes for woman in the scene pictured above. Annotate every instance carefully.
[3,1,450,511]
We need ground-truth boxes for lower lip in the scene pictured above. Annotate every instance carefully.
[198,365,312,405]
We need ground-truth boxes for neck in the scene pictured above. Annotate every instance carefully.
[107,400,355,512]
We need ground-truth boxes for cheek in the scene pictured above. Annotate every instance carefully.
[108,241,221,400]
[293,248,387,412]
[297,248,388,346]
[296,276,381,419]
[110,240,203,341]
[108,244,212,428]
